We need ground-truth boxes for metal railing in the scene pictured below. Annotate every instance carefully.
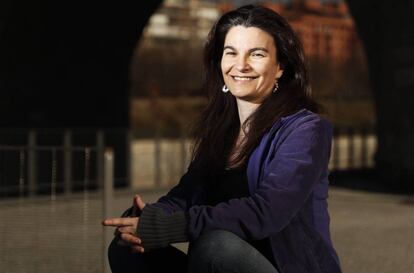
[0,128,130,196]
[0,142,115,273]
[330,127,377,171]
[0,145,99,196]
[131,127,378,189]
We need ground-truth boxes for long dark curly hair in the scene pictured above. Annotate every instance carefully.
[191,4,321,172]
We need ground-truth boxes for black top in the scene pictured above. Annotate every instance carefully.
[206,166,250,206]
[204,166,272,264]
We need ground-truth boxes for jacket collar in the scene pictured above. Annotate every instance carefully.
[247,108,309,193]
[268,108,308,135]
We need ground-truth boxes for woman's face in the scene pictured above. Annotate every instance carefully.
[221,26,283,104]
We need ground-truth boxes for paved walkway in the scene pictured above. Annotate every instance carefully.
[328,188,414,273]
[1,186,412,273]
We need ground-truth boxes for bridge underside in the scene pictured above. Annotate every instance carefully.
[1,0,414,191]
[347,0,414,190]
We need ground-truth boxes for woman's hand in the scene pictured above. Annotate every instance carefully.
[103,217,144,253]
[102,194,147,253]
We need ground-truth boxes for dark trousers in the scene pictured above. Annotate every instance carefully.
[108,230,279,273]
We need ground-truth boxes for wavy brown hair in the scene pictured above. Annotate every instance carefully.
[191,5,321,172]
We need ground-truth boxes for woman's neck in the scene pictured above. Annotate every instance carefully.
[236,98,260,126]
[227,98,260,169]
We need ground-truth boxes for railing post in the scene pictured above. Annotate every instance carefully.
[126,129,132,188]
[361,127,368,168]
[18,148,25,197]
[180,129,186,174]
[333,127,340,171]
[63,130,72,195]
[347,127,354,169]
[154,132,161,187]
[97,130,105,189]
[27,130,37,196]
[103,148,114,273]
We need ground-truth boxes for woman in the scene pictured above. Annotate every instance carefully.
[103,4,342,273]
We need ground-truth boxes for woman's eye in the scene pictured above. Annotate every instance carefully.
[225,51,236,56]
[252,53,265,57]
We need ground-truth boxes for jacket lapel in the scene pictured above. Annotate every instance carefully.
[246,109,308,194]
[247,119,283,193]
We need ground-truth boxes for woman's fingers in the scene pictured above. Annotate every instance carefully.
[116,238,128,247]
[131,245,145,253]
[117,225,137,235]
[102,217,138,227]
[104,217,139,238]
[117,231,144,253]
[120,233,142,245]
[113,228,120,236]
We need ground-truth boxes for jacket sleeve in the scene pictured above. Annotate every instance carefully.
[187,116,332,241]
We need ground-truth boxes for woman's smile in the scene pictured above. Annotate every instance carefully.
[231,75,259,82]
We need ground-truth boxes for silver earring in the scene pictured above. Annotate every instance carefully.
[273,80,279,93]
[222,85,229,93]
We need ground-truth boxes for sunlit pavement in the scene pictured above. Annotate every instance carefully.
[328,188,414,273]
[113,186,414,273]
[2,186,411,273]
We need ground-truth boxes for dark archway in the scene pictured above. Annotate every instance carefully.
[1,0,414,191]
[0,1,163,190]
[346,0,414,191]
[0,0,162,127]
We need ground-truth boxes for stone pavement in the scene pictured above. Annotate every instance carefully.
[113,186,414,273]
[328,188,414,273]
[1,186,412,273]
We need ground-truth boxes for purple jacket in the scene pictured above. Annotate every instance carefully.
[156,109,342,273]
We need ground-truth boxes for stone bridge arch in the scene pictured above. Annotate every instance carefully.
[1,0,413,191]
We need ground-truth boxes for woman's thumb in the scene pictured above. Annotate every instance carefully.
[135,194,146,210]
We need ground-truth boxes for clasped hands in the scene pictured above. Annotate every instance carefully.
[102,194,146,253]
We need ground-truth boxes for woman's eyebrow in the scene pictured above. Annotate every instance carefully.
[223,45,236,51]
[223,46,269,53]
[249,47,268,53]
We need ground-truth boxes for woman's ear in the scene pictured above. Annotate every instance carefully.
[275,63,284,79]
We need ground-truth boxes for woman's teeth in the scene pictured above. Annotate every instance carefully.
[233,76,256,81]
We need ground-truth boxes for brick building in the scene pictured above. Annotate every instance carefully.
[220,0,364,64]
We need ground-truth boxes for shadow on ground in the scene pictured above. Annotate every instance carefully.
[329,169,414,196]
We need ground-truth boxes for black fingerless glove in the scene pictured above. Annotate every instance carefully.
[137,204,189,251]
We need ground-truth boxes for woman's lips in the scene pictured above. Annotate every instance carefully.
[231,75,259,82]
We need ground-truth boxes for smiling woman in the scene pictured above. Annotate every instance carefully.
[103,4,342,273]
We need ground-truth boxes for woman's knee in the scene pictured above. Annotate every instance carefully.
[108,237,146,273]
[108,237,127,264]
[188,230,278,273]
[191,230,241,254]
[108,238,188,273]
[188,230,244,269]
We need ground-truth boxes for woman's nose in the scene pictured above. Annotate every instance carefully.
[235,56,250,71]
